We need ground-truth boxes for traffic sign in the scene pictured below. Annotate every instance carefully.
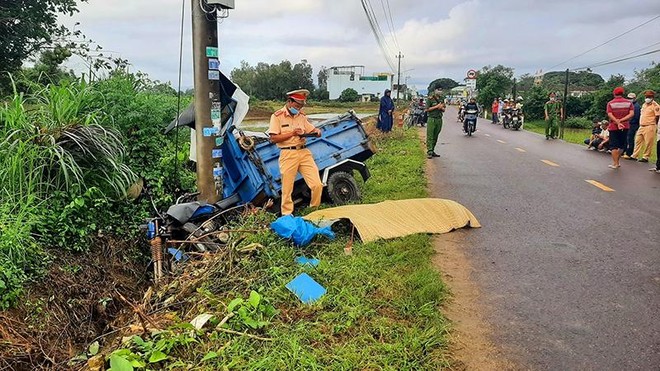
[467,69,477,79]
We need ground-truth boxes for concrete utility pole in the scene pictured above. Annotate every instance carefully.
[191,0,219,202]
[561,68,569,139]
[396,52,403,101]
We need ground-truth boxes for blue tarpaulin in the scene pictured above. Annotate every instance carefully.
[286,273,326,304]
[271,215,335,246]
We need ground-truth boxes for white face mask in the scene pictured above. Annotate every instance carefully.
[645,98,652,104]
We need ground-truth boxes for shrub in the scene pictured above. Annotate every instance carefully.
[338,88,359,102]
[0,258,26,310]
[564,117,593,129]
[0,80,137,198]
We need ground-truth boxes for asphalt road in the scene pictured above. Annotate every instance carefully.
[429,107,660,370]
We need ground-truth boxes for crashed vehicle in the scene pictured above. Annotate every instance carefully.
[145,72,375,279]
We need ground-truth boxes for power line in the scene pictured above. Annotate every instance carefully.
[608,40,660,60]
[548,14,660,70]
[573,40,660,71]
[365,0,396,56]
[360,0,396,71]
[380,0,400,51]
[173,0,186,190]
[572,48,660,71]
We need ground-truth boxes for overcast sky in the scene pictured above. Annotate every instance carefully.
[63,0,660,92]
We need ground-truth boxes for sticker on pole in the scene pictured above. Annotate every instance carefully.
[208,71,220,80]
[211,109,221,121]
[203,127,218,137]
[208,59,220,70]
[212,149,222,158]
[206,47,219,58]
[215,137,224,146]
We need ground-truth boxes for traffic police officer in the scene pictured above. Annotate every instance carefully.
[268,89,323,215]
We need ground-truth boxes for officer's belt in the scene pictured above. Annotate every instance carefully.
[280,144,307,150]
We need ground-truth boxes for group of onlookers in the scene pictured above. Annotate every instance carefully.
[491,97,524,125]
[585,119,611,152]
[585,88,660,172]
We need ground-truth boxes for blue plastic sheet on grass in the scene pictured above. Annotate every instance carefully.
[295,256,320,267]
[286,273,326,304]
[271,215,335,246]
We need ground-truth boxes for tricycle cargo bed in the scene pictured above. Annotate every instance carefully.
[221,111,375,208]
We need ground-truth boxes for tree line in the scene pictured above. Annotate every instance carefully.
[230,60,331,101]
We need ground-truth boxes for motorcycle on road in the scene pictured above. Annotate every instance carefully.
[464,109,478,136]
[502,107,512,129]
[510,107,522,130]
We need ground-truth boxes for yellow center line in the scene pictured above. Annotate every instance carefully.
[497,139,506,144]
[541,160,560,167]
[515,147,526,152]
[585,180,615,192]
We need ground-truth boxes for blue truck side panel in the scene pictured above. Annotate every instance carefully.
[220,112,373,206]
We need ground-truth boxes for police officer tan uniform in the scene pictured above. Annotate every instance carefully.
[268,89,323,215]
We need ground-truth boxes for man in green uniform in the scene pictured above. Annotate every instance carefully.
[425,90,446,159]
[544,92,563,140]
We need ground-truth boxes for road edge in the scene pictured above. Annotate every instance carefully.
[422,123,516,370]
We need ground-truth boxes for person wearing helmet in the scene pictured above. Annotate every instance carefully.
[463,97,480,133]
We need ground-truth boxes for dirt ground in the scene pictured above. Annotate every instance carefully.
[422,127,516,371]
[0,238,149,370]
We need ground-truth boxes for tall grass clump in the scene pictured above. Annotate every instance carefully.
[0,79,137,307]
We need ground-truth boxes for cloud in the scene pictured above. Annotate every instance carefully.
[63,0,660,91]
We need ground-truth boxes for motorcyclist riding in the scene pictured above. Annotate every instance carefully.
[463,97,480,133]
[457,100,467,122]
[509,96,524,130]
[416,97,428,126]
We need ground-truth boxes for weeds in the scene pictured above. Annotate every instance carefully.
[0,78,137,308]
[94,124,452,369]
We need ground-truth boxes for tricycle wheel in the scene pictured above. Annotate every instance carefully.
[327,171,361,205]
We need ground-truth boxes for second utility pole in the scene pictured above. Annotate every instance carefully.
[191,0,219,202]
[396,51,403,101]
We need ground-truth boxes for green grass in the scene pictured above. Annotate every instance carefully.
[525,119,658,164]
[101,126,453,370]
[524,119,591,144]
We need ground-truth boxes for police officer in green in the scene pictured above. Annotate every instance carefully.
[425,90,446,159]
[544,92,563,140]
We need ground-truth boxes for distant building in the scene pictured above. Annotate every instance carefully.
[447,85,469,103]
[327,65,393,100]
[569,88,597,97]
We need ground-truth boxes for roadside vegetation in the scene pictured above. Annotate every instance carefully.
[1,60,451,369]
[91,124,452,370]
[0,72,197,368]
